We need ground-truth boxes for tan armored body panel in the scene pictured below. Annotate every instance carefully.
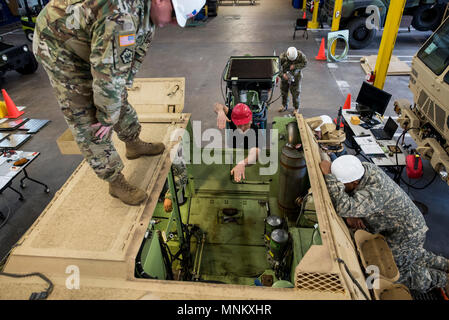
[0,79,404,300]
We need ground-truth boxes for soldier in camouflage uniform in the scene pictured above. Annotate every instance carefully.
[163,146,188,212]
[33,0,205,205]
[320,156,449,293]
[278,47,307,113]
[163,161,188,212]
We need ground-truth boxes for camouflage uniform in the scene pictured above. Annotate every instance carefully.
[33,0,154,182]
[165,146,188,200]
[279,49,307,111]
[325,162,448,292]
[165,161,188,200]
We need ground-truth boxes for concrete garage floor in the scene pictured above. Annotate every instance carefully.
[0,0,448,264]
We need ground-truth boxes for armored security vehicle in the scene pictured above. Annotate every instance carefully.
[395,16,449,185]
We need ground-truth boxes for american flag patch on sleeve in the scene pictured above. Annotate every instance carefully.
[119,34,136,47]
[186,9,198,19]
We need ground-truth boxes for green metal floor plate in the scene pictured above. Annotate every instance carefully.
[189,197,267,246]
[200,243,269,278]
[189,162,270,195]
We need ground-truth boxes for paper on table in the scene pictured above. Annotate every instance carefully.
[354,136,377,145]
[360,144,384,155]
[0,176,10,189]
[5,170,17,177]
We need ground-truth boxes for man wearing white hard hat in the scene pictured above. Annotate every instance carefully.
[320,156,449,294]
[278,46,307,114]
[34,0,205,206]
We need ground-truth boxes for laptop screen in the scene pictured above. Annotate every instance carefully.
[356,82,392,116]
[384,117,399,137]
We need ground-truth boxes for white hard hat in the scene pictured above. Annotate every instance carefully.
[287,47,298,61]
[331,155,365,184]
[172,0,206,27]
[316,115,333,132]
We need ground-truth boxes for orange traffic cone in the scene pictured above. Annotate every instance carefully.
[303,11,306,19]
[315,38,326,61]
[333,118,344,128]
[2,89,24,119]
[343,94,351,110]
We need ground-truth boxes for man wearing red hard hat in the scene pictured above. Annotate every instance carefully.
[214,102,261,183]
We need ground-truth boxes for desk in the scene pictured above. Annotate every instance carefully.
[342,110,406,167]
[0,151,49,200]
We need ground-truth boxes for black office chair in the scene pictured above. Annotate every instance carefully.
[293,18,308,40]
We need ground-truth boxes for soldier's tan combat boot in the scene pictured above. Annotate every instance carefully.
[109,173,147,205]
[125,138,165,160]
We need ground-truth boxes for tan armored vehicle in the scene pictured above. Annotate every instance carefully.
[0,70,407,299]
[395,16,449,185]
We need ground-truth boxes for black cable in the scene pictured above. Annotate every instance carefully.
[267,94,282,106]
[400,170,438,190]
[336,258,371,300]
[221,61,229,104]
[0,271,53,300]
[158,231,174,280]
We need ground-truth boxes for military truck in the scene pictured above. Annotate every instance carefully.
[394,16,449,185]
[324,0,449,49]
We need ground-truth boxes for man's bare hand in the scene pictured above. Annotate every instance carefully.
[231,163,246,182]
[91,123,112,139]
[345,217,366,230]
[290,64,295,71]
[217,110,231,129]
[282,73,288,81]
[164,198,173,212]
[320,160,332,175]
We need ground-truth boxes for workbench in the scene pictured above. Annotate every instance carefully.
[0,151,49,200]
[342,110,406,167]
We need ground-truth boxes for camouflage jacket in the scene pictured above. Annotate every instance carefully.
[33,0,154,126]
[280,49,307,82]
[324,162,428,247]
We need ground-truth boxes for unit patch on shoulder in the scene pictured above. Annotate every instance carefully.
[120,48,133,64]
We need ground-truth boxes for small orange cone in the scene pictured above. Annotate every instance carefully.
[333,118,344,128]
[303,11,306,19]
[2,89,24,119]
[315,38,326,61]
[343,94,351,110]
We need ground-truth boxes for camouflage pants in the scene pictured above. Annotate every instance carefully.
[281,79,301,110]
[41,63,141,182]
[392,235,448,292]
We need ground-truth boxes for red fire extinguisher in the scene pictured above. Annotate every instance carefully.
[406,154,423,179]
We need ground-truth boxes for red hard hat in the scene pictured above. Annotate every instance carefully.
[231,103,252,126]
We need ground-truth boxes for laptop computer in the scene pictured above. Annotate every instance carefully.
[370,117,399,140]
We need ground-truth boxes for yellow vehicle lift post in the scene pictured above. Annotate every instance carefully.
[330,0,344,55]
[373,0,406,90]
[302,0,307,11]
[307,0,320,29]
